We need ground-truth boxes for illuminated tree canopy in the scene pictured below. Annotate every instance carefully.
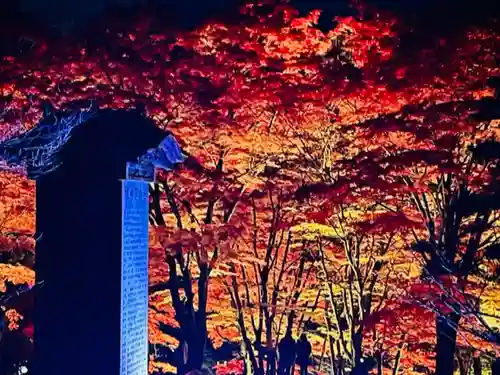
[0,1,499,374]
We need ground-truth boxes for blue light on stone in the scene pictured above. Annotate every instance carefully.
[120,180,149,375]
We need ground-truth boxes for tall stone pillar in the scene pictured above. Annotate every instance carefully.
[32,109,167,375]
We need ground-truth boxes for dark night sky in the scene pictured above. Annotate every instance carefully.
[7,0,244,33]
[0,0,498,50]
[4,0,499,33]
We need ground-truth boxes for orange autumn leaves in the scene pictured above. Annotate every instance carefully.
[0,0,500,374]
[0,173,35,235]
[151,224,246,264]
[0,172,35,289]
[0,172,35,343]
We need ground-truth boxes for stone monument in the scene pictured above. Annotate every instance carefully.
[120,162,154,375]
[0,104,185,375]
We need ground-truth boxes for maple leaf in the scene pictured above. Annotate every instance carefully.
[356,211,424,234]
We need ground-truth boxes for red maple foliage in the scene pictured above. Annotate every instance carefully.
[1,1,500,375]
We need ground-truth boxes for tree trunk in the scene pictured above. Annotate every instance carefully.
[435,312,460,375]
[392,342,405,375]
[336,355,345,375]
[184,330,207,373]
[353,331,363,369]
[376,352,383,375]
[472,356,482,375]
[457,349,472,375]
[267,348,277,375]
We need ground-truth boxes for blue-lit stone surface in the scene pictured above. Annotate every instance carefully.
[120,180,149,375]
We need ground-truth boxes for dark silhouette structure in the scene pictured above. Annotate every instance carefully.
[278,332,296,375]
[492,358,500,375]
[32,108,167,375]
[296,334,312,375]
